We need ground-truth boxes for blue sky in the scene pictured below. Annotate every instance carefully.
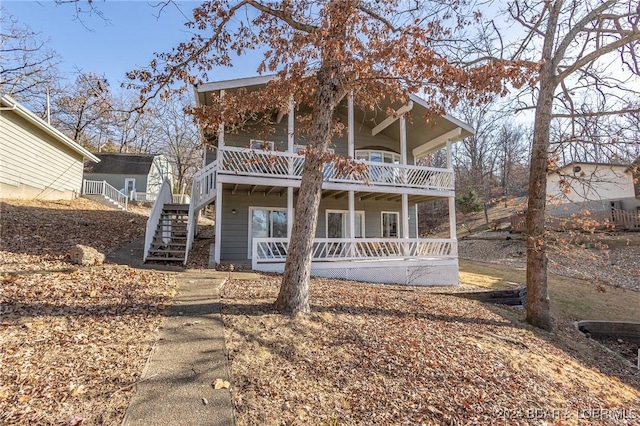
[2,0,258,89]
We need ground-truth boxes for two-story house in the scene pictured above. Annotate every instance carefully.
[145,75,472,286]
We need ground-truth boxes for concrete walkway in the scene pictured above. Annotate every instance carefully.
[106,239,237,426]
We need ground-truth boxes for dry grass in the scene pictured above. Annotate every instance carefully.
[221,276,640,425]
[459,259,640,322]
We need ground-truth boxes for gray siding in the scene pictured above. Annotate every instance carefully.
[317,198,417,238]
[219,111,415,164]
[0,110,85,199]
[219,192,418,261]
[219,192,288,260]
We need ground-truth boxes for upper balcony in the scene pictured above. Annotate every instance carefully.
[216,145,454,196]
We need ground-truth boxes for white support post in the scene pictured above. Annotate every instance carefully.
[402,194,409,239]
[214,185,223,264]
[348,92,355,241]
[348,92,354,158]
[446,140,457,240]
[287,187,294,237]
[288,96,295,152]
[400,115,409,240]
[349,191,355,238]
[287,96,295,238]
[218,90,225,150]
[288,96,295,180]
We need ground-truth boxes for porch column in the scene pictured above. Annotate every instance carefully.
[348,92,355,238]
[288,188,294,237]
[218,90,225,150]
[446,140,457,240]
[400,115,409,239]
[287,97,295,237]
[214,184,223,264]
[288,96,295,152]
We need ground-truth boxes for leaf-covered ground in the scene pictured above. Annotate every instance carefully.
[221,276,640,425]
[0,199,147,272]
[0,199,175,425]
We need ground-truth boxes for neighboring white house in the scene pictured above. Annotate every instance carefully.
[145,75,473,286]
[547,162,640,214]
[83,153,173,202]
[0,95,100,200]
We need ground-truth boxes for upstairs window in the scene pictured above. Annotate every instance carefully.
[356,149,400,164]
[250,139,275,151]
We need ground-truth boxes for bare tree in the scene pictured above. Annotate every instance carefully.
[52,72,114,150]
[507,0,640,330]
[0,11,60,110]
[453,99,502,202]
[496,122,530,200]
[151,94,201,192]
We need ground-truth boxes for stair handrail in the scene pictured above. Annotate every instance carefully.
[183,178,198,266]
[82,179,128,210]
[183,161,217,265]
[144,178,173,261]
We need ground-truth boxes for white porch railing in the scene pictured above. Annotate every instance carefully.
[191,161,218,211]
[143,179,174,261]
[183,161,217,265]
[82,179,128,210]
[218,146,454,191]
[252,237,458,269]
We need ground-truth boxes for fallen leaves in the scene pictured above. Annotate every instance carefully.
[221,276,640,426]
[213,378,230,389]
[0,198,175,425]
[0,199,147,273]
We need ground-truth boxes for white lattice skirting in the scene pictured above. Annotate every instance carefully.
[255,258,459,286]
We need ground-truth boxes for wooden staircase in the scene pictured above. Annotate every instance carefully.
[146,204,189,262]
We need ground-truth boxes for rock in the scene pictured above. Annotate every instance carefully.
[69,244,105,266]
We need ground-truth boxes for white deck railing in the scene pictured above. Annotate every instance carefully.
[252,237,457,269]
[82,180,128,210]
[218,146,454,191]
[183,162,218,265]
[191,161,218,211]
[143,179,173,261]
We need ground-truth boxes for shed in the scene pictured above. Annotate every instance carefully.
[83,153,173,201]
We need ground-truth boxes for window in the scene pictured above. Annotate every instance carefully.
[325,210,365,238]
[381,212,399,237]
[356,149,400,164]
[250,139,275,151]
[248,207,288,258]
[294,144,334,155]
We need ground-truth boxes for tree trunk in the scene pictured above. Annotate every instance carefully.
[525,2,561,332]
[274,65,341,315]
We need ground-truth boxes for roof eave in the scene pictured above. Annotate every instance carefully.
[1,95,100,163]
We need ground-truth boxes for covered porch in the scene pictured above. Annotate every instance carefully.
[251,237,458,286]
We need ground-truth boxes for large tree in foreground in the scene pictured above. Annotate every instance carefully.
[507,0,640,330]
[129,0,532,314]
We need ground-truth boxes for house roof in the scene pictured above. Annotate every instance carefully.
[194,75,474,153]
[84,153,158,175]
[1,95,100,163]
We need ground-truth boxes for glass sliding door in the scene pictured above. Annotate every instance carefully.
[248,207,288,258]
[382,212,399,237]
[326,210,365,238]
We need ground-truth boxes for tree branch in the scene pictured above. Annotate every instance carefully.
[245,0,318,33]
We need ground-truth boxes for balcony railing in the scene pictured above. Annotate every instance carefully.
[252,237,457,269]
[218,146,453,191]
